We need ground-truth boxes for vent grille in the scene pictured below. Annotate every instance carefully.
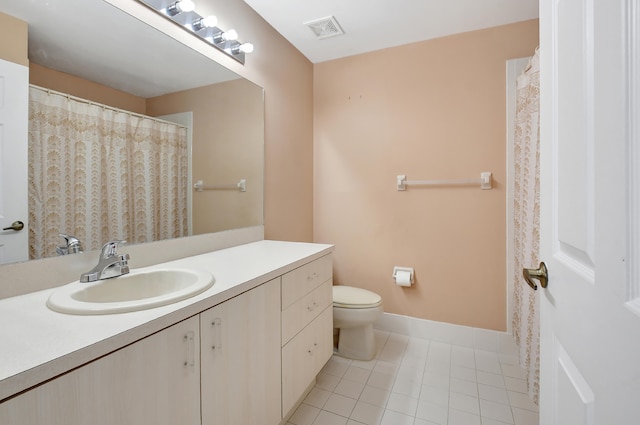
[304,16,344,39]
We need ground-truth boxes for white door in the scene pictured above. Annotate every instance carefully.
[0,59,28,264]
[537,0,640,423]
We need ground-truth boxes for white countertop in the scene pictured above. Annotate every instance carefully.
[0,240,333,402]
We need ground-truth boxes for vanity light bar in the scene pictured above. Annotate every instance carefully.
[136,0,253,64]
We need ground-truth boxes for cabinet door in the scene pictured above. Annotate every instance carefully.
[281,305,333,416]
[0,316,200,425]
[201,278,281,425]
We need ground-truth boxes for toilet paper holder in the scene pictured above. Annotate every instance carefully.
[392,266,414,286]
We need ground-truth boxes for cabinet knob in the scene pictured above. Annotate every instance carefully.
[308,342,319,356]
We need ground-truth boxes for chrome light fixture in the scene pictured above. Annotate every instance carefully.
[165,0,195,16]
[137,0,254,64]
[209,29,237,44]
[191,15,217,32]
[232,43,254,55]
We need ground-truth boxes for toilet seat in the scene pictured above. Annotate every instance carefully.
[333,286,382,309]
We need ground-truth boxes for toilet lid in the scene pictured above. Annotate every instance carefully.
[333,286,382,308]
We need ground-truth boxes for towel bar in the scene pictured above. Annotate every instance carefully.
[194,179,246,192]
[397,172,492,190]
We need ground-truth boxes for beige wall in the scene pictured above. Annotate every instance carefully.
[4,1,540,330]
[29,63,146,113]
[147,79,264,235]
[0,12,27,66]
[195,0,314,242]
[314,20,539,331]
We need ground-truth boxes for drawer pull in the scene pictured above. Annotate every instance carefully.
[183,331,195,367]
[307,342,319,356]
[211,318,222,350]
[307,301,319,312]
[307,272,319,281]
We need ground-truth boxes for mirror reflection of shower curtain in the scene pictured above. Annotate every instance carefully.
[28,86,188,259]
[512,48,540,405]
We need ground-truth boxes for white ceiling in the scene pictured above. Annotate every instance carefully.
[0,0,539,96]
[243,0,539,63]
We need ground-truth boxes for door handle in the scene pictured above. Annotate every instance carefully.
[523,262,548,290]
[2,221,24,232]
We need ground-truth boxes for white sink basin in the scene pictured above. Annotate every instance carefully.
[47,268,215,315]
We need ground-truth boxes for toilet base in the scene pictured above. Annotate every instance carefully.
[335,323,377,361]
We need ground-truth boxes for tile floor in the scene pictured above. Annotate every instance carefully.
[286,330,538,425]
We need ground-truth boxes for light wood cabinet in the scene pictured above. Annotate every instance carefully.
[0,252,334,425]
[0,316,200,425]
[200,278,281,425]
[281,255,334,417]
[281,254,333,310]
[282,306,333,415]
[282,279,332,345]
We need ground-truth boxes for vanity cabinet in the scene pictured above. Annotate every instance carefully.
[200,277,281,425]
[0,244,335,425]
[281,255,334,416]
[0,316,200,425]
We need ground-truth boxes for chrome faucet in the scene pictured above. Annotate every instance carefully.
[56,234,83,256]
[80,240,130,282]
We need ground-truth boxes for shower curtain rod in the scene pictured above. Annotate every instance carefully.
[29,84,188,129]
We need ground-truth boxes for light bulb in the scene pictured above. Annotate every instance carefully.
[240,43,254,53]
[192,15,217,31]
[223,29,238,41]
[178,0,195,12]
[201,15,217,27]
[166,0,195,16]
[211,29,238,44]
[232,43,254,54]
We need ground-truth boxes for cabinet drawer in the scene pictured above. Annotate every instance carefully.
[282,254,332,310]
[282,279,333,346]
[281,306,333,416]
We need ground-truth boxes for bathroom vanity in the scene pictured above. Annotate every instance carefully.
[0,240,334,424]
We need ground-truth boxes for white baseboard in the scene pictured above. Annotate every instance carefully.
[374,312,518,355]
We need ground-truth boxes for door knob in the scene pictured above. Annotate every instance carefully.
[523,262,548,290]
[2,221,24,232]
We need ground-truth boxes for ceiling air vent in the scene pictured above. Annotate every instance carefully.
[304,16,344,39]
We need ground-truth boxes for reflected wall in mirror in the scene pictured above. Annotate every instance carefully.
[0,0,264,262]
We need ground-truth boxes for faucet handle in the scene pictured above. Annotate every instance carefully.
[57,234,83,255]
[101,240,127,258]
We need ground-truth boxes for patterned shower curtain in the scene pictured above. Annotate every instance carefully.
[28,86,188,259]
[512,48,540,405]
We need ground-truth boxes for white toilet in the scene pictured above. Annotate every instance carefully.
[332,285,383,360]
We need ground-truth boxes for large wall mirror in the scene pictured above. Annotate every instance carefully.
[0,0,264,262]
